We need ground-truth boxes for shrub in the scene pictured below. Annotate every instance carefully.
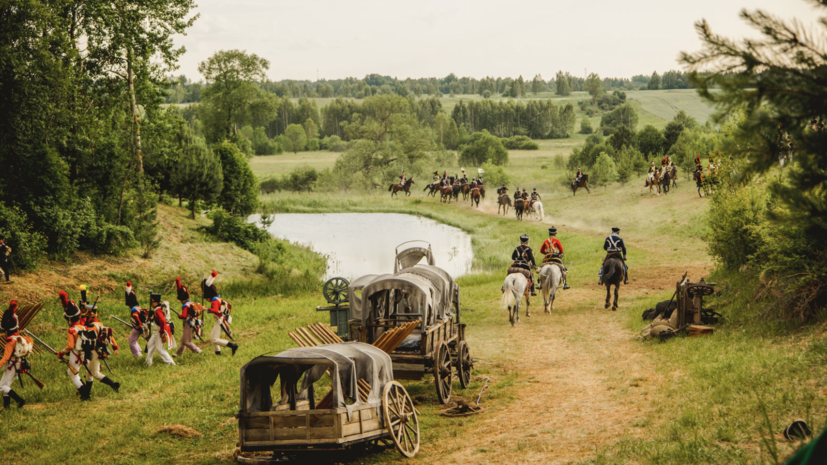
[503,135,539,150]
[0,201,47,270]
[213,141,259,216]
[321,135,347,152]
[579,117,593,134]
[208,209,269,251]
[307,138,320,151]
[591,152,619,187]
[459,130,509,166]
[483,90,491,99]
[479,162,512,188]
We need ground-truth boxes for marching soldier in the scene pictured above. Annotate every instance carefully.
[175,278,202,357]
[539,227,570,290]
[0,240,10,283]
[203,271,239,356]
[598,227,628,285]
[145,293,175,366]
[1,301,30,409]
[56,291,88,400]
[83,305,121,394]
[510,235,537,296]
[125,282,146,358]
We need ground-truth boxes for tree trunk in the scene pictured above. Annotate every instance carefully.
[127,47,143,173]
[190,199,197,219]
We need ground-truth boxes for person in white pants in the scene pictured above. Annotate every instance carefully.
[203,271,239,356]
[56,294,89,400]
[1,301,28,409]
[145,294,175,366]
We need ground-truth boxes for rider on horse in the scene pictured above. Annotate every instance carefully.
[598,227,628,285]
[509,235,537,296]
[399,171,406,185]
[513,187,521,202]
[521,188,529,200]
[575,168,583,183]
[498,183,508,195]
[540,227,571,290]
[530,188,541,206]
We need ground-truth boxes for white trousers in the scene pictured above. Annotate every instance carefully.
[1,360,20,395]
[67,352,83,389]
[145,333,175,366]
[85,351,106,382]
[210,316,229,353]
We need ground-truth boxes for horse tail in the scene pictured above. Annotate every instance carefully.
[501,276,516,310]
[388,184,393,192]
[536,203,544,220]
[603,260,617,282]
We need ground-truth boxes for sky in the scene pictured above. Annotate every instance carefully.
[173,0,819,82]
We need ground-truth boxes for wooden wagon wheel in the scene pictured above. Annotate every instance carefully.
[456,341,472,389]
[434,341,453,404]
[323,277,349,305]
[383,381,420,458]
[687,285,715,297]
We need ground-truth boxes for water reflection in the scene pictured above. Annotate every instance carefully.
[248,213,473,280]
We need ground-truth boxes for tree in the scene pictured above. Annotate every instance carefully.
[615,145,638,184]
[637,125,666,157]
[459,130,509,166]
[600,103,639,133]
[198,50,270,141]
[171,137,223,219]
[213,141,258,216]
[632,151,648,176]
[304,118,319,141]
[591,152,619,187]
[560,103,577,136]
[610,126,637,151]
[531,74,544,95]
[647,71,661,90]
[285,124,307,153]
[672,109,697,130]
[662,121,685,153]
[585,73,603,98]
[555,71,571,96]
[579,117,593,134]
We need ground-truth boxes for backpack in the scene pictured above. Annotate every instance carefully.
[11,335,32,358]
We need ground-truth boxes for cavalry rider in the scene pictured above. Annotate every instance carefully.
[498,183,508,195]
[598,227,629,285]
[1,301,31,409]
[509,235,537,296]
[521,188,529,200]
[399,170,406,186]
[125,282,146,358]
[530,188,541,207]
[56,292,88,400]
[661,154,669,168]
[175,278,203,358]
[694,153,702,171]
[575,168,583,184]
[513,187,521,202]
[203,271,239,356]
[82,304,121,395]
[145,293,175,366]
[460,168,467,183]
[540,227,570,290]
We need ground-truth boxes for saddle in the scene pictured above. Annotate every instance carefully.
[542,255,563,265]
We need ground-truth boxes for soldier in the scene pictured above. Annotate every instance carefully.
[83,305,121,395]
[399,170,406,185]
[145,293,175,366]
[56,292,88,400]
[203,271,239,356]
[575,168,583,184]
[513,187,521,202]
[510,235,537,296]
[1,301,30,409]
[175,278,203,358]
[539,227,570,290]
[598,227,628,285]
[0,240,10,284]
[125,282,145,358]
[530,188,541,206]
[498,183,508,195]
[521,188,529,200]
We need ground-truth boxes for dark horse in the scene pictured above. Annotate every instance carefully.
[660,169,672,194]
[694,170,717,198]
[389,178,414,197]
[497,194,512,214]
[452,182,461,200]
[470,187,481,207]
[669,166,678,189]
[602,256,624,311]
[514,198,526,221]
[423,182,440,197]
[571,174,590,196]
[479,185,486,199]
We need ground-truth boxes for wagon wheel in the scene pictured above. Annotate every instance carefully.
[434,341,453,404]
[456,341,472,389]
[323,277,349,305]
[687,285,715,297]
[383,381,420,458]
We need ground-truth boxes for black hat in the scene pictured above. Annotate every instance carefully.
[548,227,557,235]
[533,187,536,190]
[520,234,529,243]
[149,292,162,305]
[1,301,18,332]
[611,227,621,233]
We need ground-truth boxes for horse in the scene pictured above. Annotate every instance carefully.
[694,170,717,197]
[502,273,530,327]
[440,185,454,203]
[460,183,470,200]
[479,185,486,199]
[470,187,481,207]
[530,200,544,221]
[660,168,671,195]
[644,170,660,195]
[514,198,526,221]
[538,264,562,314]
[602,256,624,311]
[669,166,678,189]
[423,182,440,197]
[571,175,590,196]
[388,178,414,197]
[498,194,512,214]
[452,183,461,200]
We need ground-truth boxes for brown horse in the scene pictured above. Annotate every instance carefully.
[497,194,512,214]
[602,256,625,311]
[669,166,678,189]
[644,170,660,195]
[423,182,440,197]
[460,183,470,200]
[389,178,414,197]
[479,185,486,199]
[441,185,453,203]
[470,188,481,207]
[571,174,590,196]
[514,198,526,221]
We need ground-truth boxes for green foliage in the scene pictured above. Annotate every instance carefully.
[566,134,613,171]
[207,209,269,251]
[632,151,648,176]
[502,135,539,150]
[320,135,347,152]
[213,141,258,216]
[647,71,661,90]
[609,125,637,151]
[303,117,319,140]
[585,73,603,98]
[285,124,307,153]
[555,70,572,96]
[591,152,619,186]
[482,90,491,99]
[479,162,513,188]
[171,132,224,219]
[260,167,319,193]
[579,117,593,135]
[637,124,665,157]
[459,130,509,166]
[0,202,46,270]
[614,145,640,184]
[668,126,715,174]
[240,126,281,155]
[553,154,566,169]
[600,103,639,134]
[451,99,576,140]
[124,178,161,258]
[307,138,320,151]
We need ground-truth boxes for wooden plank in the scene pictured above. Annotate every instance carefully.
[298,327,321,346]
[244,428,272,442]
[272,427,310,440]
[342,422,362,436]
[241,429,386,447]
[360,418,381,433]
[243,417,271,429]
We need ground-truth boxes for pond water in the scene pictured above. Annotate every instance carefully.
[248,213,473,280]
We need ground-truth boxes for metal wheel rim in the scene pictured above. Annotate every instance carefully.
[457,341,472,389]
[323,277,349,305]
[434,341,452,404]
[383,381,420,458]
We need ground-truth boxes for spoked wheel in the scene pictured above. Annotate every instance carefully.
[322,277,349,305]
[456,341,472,389]
[382,381,420,458]
[434,341,453,404]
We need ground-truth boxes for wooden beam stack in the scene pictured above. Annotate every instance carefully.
[288,322,343,348]
[372,320,421,354]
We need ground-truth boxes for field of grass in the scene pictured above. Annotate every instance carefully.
[249,150,339,179]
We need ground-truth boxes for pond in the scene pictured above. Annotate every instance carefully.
[248,213,473,280]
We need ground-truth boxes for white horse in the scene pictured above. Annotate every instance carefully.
[502,273,530,326]
[532,201,544,221]
[538,264,562,314]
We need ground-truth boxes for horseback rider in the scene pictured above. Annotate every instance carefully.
[399,171,406,185]
[694,154,702,171]
[521,188,529,200]
[598,227,628,285]
[575,168,583,183]
[460,168,467,183]
[498,183,508,195]
[477,175,484,185]
[661,155,669,168]
[530,188,541,204]
[513,187,521,202]
[509,235,537,296]
[540,227,570,290]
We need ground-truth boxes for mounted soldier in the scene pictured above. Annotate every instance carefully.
[56,292,88,400]
[521,188,529,201]
[125,282,146,358]
[540,227,570,290]
[661,155,669,168]
[509,235,537,296]
[575,168,583,184]
[477,168,484,185]
[694,153,702,171]
[530,188,541,207]
[175,278,202,358]
[82,304,121,395]
[1,301,31,409]
[598,227,628,285]
[399,170,406,186]
[432,171,440,182]
[513,187,521,202]
[497,184,508,195]
[203,271,239,356]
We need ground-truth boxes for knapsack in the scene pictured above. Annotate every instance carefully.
[11,335,32,358]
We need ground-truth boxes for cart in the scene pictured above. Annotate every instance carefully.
[237,342,420,459]
[347,242,473,404]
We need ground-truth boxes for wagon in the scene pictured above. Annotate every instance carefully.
[237,342,420,459]
[347,241,473,404]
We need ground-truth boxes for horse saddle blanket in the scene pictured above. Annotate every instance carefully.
[507,266,531,281]
[542,256,563,265]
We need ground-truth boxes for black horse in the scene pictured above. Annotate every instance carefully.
[602,256,624,311]
[514,198,526,221]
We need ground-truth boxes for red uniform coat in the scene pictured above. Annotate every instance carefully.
[540,238,563,256]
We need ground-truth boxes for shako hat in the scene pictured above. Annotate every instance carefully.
[520,234,529,243]
[1,300,19,332]
[611,227,621,233]
[548,227,557,235]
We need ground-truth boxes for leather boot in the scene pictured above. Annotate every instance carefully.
[3,395,9,410]
[530,282,537,296]
[563,278,571,290]
[101,377,120,393]
[8,390,25,408]
[229,342,239,356]
[215,350,221,356]
[78,383,91,401]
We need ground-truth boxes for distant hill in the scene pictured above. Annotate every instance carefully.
[626,89,716,128]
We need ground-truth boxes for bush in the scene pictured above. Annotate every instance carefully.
[503,135,539,150]
[208,209,269,251]
[307,138,320,151]
[0,201,47,270]
[483,90,491,99]
[591,152,619,187]
[259,167,319,193]
[459,130,509,166]
[579,117,593,134]
[553,154,566,169]
[213,141,259,216]
[479,162,512,188]
[321,135,347,152]
[92,224,137,256]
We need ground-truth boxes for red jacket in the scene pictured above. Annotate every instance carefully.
[540,238,563,256]
[130,307,145,330]
[209,297,222,316]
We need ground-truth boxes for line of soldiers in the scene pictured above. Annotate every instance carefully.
[433,169,484,188]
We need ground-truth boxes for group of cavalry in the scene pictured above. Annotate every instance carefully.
[0,272,238,408]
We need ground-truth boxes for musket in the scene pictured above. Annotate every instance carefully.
[109,315,140,332]
[24,329,78,376]
[101,356,113,375]
[169,307,203,342]
[220,318,235,341]
[23,372,45,390]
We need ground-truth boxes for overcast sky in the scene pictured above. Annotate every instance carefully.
[173,0,818,82]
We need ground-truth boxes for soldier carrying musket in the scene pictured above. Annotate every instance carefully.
[1,301,31,410]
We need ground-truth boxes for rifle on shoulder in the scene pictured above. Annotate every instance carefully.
[24,329,78,376]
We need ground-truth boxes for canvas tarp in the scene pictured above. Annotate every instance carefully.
[360,274,437,328]
[347,274,380,321]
